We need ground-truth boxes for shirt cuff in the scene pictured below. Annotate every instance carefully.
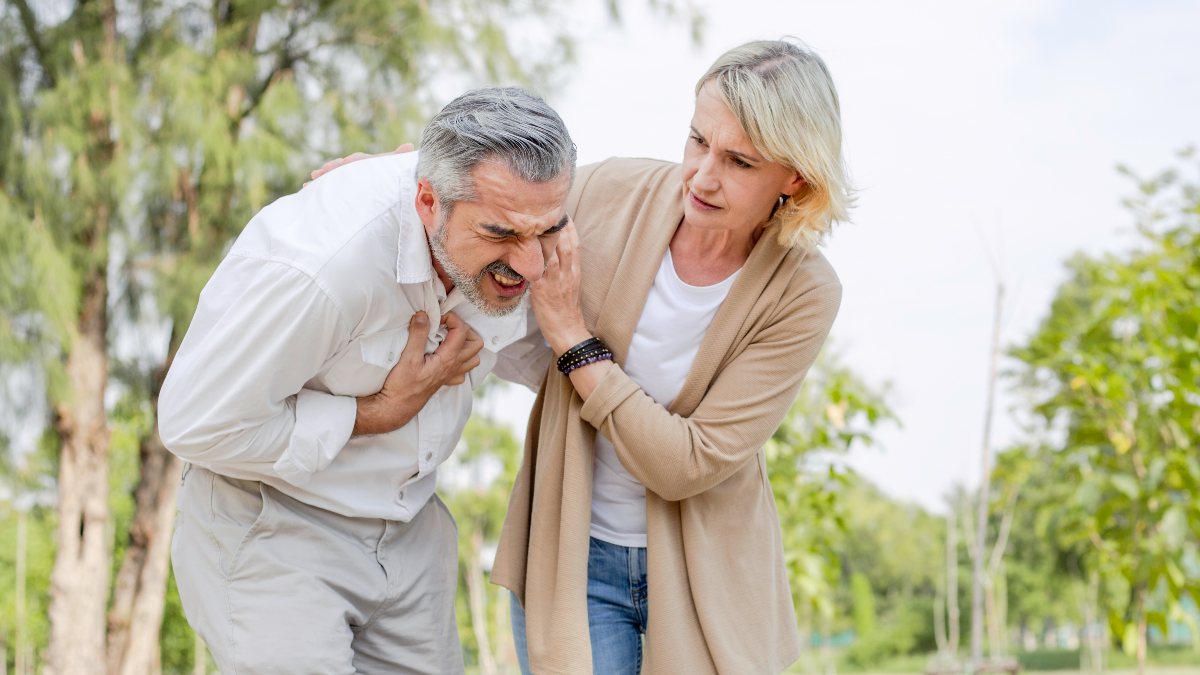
[273,389,357,486]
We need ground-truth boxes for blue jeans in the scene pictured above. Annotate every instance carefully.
[511,537,649,674]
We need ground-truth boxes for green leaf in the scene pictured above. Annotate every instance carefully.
[1160,505,1187,551]
[1110,474,1139,500]
[1122,622,1139,656]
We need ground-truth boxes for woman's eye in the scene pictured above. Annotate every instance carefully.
[733,158,751,168]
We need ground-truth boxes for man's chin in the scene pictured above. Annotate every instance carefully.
[473,291,525,318]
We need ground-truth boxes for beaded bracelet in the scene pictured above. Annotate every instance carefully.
[556,336,613,375]
[557,344,611,374]
[555,336,603,372]
[559,348,613,376]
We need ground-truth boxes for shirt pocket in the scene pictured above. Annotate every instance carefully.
[359,328,409,369]
[317,328,408,397]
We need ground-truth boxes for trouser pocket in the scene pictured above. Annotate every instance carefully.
[205,471,273,579]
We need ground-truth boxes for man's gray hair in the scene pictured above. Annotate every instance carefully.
[417,87,577,213]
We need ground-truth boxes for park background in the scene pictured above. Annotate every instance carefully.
[1,0,1198,673]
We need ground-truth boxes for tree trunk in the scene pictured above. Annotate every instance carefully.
[971,282,1004,670]
[193,632,207,675]
[16,506,28,675]
[46,277,112,675]
[47,0,120,668]
[1087,571,1104,673]
[934,562,948,653]
[948,501,960,655]
[983,575,997,658]
[494,582,514,672]
[1135,587,1148,675]
[466,527,496,675]
[106,428,183,675]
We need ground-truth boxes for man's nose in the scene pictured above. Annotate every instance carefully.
[508,238,545,282]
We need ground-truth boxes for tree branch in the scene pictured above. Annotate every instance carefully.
[987,488,1020,574]
[12,0,56,87]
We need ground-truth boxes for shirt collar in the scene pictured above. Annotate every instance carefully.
[395,151,434,285]
[441,289,529,353]
[394,151,527,353]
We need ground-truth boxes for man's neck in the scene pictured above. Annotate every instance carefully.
[429,252,455,294]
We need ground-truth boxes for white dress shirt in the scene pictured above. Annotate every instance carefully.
[159,152,529,521]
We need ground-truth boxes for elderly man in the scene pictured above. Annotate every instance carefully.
[158,87,576,673]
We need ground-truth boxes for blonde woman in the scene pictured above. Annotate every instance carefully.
[494,39,851,674]
[315,38,850,673]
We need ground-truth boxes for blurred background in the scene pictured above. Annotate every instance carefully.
[1,0,1197,673]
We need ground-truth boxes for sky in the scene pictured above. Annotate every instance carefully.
[479,0,1200,513]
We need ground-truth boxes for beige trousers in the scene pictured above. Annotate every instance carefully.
[171,465,464,674]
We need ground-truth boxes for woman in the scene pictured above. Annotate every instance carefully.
[494,39,851,674]
[317,39,850,673]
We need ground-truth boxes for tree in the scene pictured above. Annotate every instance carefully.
[439,382,526,672]
[765,351,895,666]
[0,1,699,671]
[837,478,943,668]
[1011,150,1200,675]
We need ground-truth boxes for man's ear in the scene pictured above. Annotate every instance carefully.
[415,178,439,234]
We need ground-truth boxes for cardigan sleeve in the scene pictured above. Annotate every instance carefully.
[578,279,842,501]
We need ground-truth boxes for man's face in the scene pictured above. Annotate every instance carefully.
[420,160,571,316]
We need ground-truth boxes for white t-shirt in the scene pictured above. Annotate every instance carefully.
[589,248,739,547]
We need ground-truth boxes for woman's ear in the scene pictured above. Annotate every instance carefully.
[781,170,806,198]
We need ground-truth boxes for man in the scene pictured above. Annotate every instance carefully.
[159,86,576,674]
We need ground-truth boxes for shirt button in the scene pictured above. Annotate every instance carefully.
[491,336,498,345]
[424,452,433,462]
[396,489,406,503]
[387,351,396,362]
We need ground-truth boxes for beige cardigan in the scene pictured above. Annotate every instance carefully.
[492,158,842,674]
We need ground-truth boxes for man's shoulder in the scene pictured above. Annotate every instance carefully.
[229,155,415,282]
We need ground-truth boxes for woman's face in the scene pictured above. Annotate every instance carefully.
[681,81,804,234]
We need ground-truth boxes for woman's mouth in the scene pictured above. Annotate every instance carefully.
[689,191,720,210]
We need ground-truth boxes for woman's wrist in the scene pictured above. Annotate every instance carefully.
[556,336,614,377]
[548,325,594,357]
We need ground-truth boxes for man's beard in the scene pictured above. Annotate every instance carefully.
[429,221,525,318]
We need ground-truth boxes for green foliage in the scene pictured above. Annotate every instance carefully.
[0,503,55,672]
[0,0,698,668]
[1010,149,1200,655]
[833,480,942,667]
[990,444,1090,638]
[851,572,878,639]
[768,353,895,623]
[842,600,929,668]
[440,382,525,669]
[1015,648,1082,670]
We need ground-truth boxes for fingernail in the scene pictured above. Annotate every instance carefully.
[413,311,427,325]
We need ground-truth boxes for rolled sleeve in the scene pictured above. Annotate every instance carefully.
[272,389,358,486]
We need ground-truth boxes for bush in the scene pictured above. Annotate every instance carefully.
[1016,649,1080,671]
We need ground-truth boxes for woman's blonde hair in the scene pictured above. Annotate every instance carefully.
[697,39,853,249]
